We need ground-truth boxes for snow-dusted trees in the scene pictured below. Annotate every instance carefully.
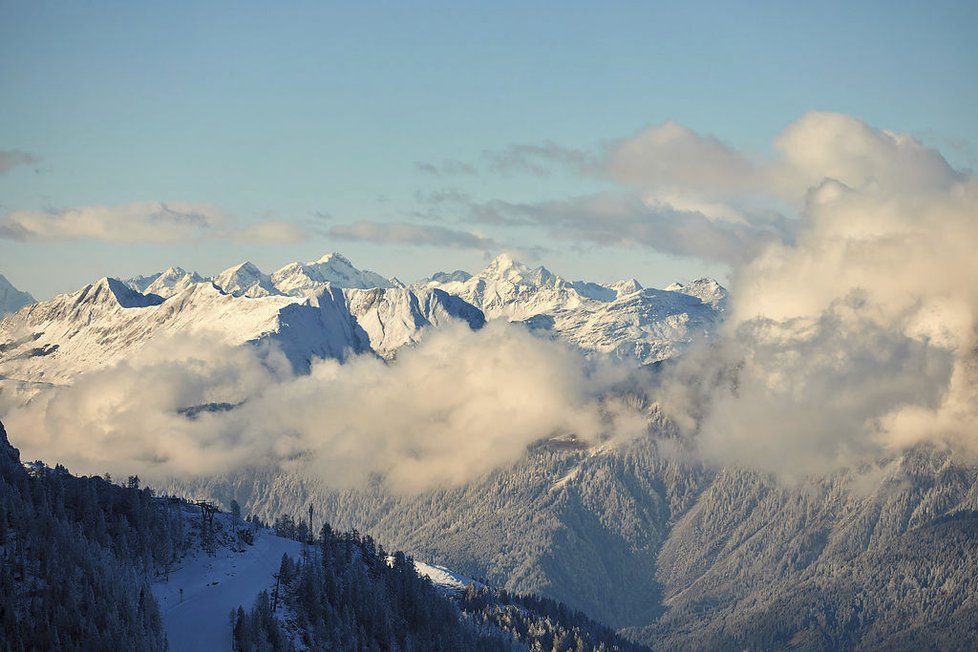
[0,420,185,651]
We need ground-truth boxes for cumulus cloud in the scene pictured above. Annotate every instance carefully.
[457,112,962,266]
[3,322,646,492]
[0,200,310,244]
[656,117,978,476]
[607,111,962,207]
[329,220,502,251]
[0,149,41,175]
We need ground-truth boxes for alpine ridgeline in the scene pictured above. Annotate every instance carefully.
[0,253,722,385]
[0,273,34,317]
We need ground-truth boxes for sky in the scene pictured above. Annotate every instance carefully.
[1,1,976,300]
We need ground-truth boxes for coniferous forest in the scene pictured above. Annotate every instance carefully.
[1,419,649,651]
[233,516,649,651]
[0,420,181,651]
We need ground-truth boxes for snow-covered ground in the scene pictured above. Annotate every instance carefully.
[413,560,485,594]
[152,526,302,652]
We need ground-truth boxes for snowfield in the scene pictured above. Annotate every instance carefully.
[153,526,302,652]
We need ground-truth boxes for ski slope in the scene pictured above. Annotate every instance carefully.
[152,529,303,651]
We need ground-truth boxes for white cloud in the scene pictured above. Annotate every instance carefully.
[230,220,308,244]
[4,322,646,493]
[0,200,310,244]
[0,201,226,242]
[658,124,978,476]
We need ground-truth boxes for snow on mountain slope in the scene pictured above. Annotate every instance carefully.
[0,273,35,316]
[153,513,302,652]
[664,278,727,310]
[0,279,293,383]
[144,267,206,298]
[213,261,277,298]
[413,560,485,594]
[0,256,484,384]
[424,254,726,364]
[345,286,485,358]
[271,252,393,295]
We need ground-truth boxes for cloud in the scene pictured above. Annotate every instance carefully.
[3,323,646,493]
[0,149,41,175]
[656,128,978,476]
[329,220,502,250]
[414,159,479,176]
[229,220,309,244]
[447,112,965,271]
[484,141,598,177]
[607,111,962,206]
[0,201,226,243]
[607,121,757,202]
[0,200,310,244]
[469,193,794,265]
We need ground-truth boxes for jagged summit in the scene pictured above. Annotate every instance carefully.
[666,278,727,309]
[422,257,726,364]
[0,272,35,316]
[89,277,165,309]
[271,253,393,295]
[144,267,204,299]
[213,261,276,298]
[314,252,351,265]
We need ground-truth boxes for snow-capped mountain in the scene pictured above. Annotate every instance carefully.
[423,254,726,364]
[1,252,723,385]
[270,252,393,295]
[0,255,483,383]
[125,253,394,299]
[212,261,277,298]
[0,273,35,316]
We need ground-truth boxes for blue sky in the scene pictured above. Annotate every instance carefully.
[2,1,976,299]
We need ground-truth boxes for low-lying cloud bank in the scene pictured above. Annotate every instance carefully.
[3,322,646,492]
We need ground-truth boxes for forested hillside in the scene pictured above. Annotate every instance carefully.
[240,516,649,651]
[175,429,978,649]
[0,420,183,651]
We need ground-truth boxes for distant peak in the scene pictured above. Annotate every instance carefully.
[485,253,530,275]
[611,278,643,295]
[314,252,351,266]
[429,270,472,284]
[91,277,164,308]
[225,260,261,274]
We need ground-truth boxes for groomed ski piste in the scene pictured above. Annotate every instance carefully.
[152,507,302,651]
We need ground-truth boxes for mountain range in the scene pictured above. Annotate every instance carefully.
[0,253,723,385]
[3,253,975,649]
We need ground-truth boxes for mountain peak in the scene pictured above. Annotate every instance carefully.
[314,252,351,266]
[0,273,35,316]
[485,253,525,273]
[271,253,392,294]
[89,277,164,308]
[666,277,727,309]
[214,261,275,297]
